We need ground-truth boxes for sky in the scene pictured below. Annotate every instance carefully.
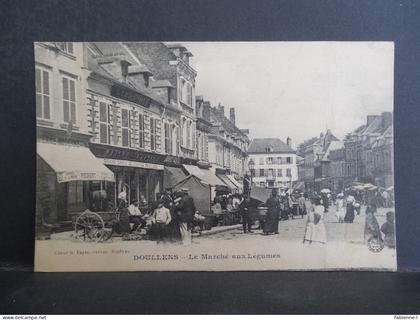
[179,42,394,147]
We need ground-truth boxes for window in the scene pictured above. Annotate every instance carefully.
[259,157,264,165]
[138,114,145,148]
[56,42,74,55]
[164,123,172,154]
[201,133,205,160]
[286,157,292,164]
[121,109,131,147]
[268,168,274,177]
[179,78,185,102]
[68,181,84,205]
[259,169,265,177]
[150,118,156,151]
[191,122,195,149]
[267,157,273,164]
[62,76,76,124]
[99,102,110,144]
[174,125,179,155]
[35,67,51,120]
[286,168,292,177]
[187,83,192,106]
[277,169,282,177]
[186,120,191,149]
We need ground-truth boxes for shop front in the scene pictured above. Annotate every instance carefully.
[90,144,165,209]
[36,142,115,228]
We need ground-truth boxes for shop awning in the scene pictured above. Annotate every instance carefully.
[37,142,115,183]
[226,174,243,193]
[216,173,239,191]
[293,181,305,190]
[164,166,187,189]
[250,186,272,203]
[182,164,226,187]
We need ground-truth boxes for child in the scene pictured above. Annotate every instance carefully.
[381,211,395,248]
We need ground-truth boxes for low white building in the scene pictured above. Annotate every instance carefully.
[247,138,298,189]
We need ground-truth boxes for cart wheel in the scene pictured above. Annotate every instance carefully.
[74,212,105,242]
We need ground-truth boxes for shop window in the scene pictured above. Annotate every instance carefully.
[68,181,84,205]
[138,113,145,148]
[36,67,51,120]
[121,108,131,147]
[62,76,76,124]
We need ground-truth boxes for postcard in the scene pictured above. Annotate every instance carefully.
[34,41,396,271]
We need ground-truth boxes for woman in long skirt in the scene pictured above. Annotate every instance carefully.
[263,189,280,235]
[303,197,327,245]
[364,203,381,243]
[344,195,355,223]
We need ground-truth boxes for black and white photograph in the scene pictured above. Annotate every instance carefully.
[34,41,396,271]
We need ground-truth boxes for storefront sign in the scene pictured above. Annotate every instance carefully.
[90,144,166,165]
[101,158,164,170]
[57,171,115,183]
[111,85,152,108]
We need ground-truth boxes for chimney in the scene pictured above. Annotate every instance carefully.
[366,115,379,126]
[287,136,292,148]
[381,112,393,129]
[218,103,224,116]
[203,101,211,121]
[229,107,236,124]
[97,55,131,83]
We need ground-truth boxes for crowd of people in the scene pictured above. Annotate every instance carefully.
[112,182,395,250]
[115,187,199,245]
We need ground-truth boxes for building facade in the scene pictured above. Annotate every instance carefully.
[35,42,114,228]
[344,112,393,187]
[85,42,188,209]
[248,138,297,189]
[207,104,249,181]
[123,42,198,161]
[297,130,339,194]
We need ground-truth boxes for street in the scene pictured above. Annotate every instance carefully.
[37,205,396,271]
[203,204,390,244]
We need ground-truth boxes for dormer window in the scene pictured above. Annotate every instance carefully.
[55,42,74,55]
[121,60,130,81]
[265,147,273,153]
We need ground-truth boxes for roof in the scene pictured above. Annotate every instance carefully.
[210,107,249,140]
[128,65,153,75]
[151,79,174,88]
[248,138,295,154]
[88,51,173,109]
[321,140,344,161]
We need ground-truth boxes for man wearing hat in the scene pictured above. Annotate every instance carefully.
[176,188,196,245]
